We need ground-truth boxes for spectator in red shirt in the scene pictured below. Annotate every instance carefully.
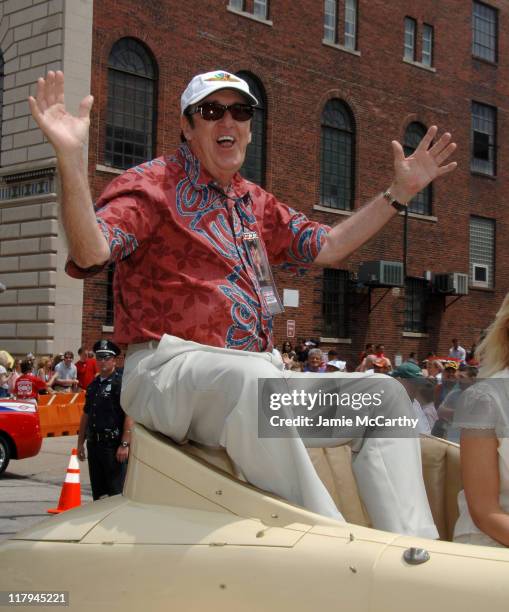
[76,347,98,390]
[14,360,48,402]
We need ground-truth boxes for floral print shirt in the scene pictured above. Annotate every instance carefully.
[66,144,330,351]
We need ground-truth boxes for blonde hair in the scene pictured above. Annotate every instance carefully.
[37,356,51,370]
[476,292,509,377]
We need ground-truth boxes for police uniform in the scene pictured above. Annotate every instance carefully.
[85,340,127,500]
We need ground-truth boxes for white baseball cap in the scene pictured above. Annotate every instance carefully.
[181,70,258,115]
[326,360,346,371]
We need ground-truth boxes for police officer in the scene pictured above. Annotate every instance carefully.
[77,340,134,500]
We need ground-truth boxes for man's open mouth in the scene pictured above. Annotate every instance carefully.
[217,135,235,148]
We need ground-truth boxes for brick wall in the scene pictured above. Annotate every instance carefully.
[82,0,509,364]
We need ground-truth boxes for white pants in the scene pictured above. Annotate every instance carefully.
[121,334,438,538]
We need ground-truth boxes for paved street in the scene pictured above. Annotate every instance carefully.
[0,436,93,542]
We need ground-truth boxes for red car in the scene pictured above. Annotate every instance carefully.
[0,399,42,475]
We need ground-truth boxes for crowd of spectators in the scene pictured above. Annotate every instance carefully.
[0,347,99,402]
[0,337,479,440]
[276,336,479,443]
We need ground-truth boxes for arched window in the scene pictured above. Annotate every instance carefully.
[320,99,355,210]
[0,51,4,166]
[236,72,266,186]
[105,38,157,169]
[404,122,432,215]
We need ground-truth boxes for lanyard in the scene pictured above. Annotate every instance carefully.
[209,183,285,316]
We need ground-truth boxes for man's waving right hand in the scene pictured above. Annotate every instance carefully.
[28,70,94,157]
[28,70,110,269]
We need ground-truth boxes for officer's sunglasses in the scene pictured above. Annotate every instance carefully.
[96,354,114,361]
[187,102,255,122]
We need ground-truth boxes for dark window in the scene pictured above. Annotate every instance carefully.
[237,72,266,186]
[472,1,498,62]
[322,269,349,338]
[105,38,157,169]
[105,264,115,326]
[471,101,496,175]
[422,24,433,66]
[404,17,416,61]
[320,99,355,210]
[404,122,432,215]
[404,278,428,333]
[229,0,268,18]
[0,51,4,165]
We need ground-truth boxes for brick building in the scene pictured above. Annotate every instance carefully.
[1,0,508,366]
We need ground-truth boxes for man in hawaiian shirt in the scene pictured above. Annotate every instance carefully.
[29,70,456,537]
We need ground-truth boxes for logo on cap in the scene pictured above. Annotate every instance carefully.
[206,72,240,82]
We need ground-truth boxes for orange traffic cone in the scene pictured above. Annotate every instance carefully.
[47,448,81,514]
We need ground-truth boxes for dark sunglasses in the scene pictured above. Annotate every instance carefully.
[96,354,114,361]
[187,101,255,122]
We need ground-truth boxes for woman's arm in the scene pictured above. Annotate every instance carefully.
[461,431,509,546]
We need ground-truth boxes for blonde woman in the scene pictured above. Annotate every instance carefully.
[7,358,22,395]
[37,356,56,389]
[37,356,52,382]
[453,293,509,547]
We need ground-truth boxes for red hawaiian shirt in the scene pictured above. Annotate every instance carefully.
[67,144,330,352]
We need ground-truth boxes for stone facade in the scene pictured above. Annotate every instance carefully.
[0,0,93,356]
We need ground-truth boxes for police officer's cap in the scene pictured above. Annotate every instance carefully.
[93,339,121,357]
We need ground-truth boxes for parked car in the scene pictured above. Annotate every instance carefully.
[0,399,42,475]
[0,425,507,611]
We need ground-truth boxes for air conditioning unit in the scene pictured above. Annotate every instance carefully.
[472,263,489,288]
[433,272,469,295]
[358,260,404,287]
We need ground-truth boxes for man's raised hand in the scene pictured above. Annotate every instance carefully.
[390,125,457,204]
[28,70,94,156]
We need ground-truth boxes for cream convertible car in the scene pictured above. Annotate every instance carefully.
[1,425,508,611]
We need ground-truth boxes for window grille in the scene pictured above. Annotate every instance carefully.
[471,101,496,175]
[404,122,432,215]
[405,278,428,333]
[253,0,268,19]
[469,216,495,288]
[105,264,115,326]
[422,24,433,66]
[322,269,349,338]
[404,17,416,61]
[472,1,498,62]
[324,0,337,43]
[237,72,266,187]
[105,38,157,170]
[344,0,357,50]
[320,100,355,210]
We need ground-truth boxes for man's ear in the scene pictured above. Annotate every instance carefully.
[180,115,193,141]
[248,131,252,144]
